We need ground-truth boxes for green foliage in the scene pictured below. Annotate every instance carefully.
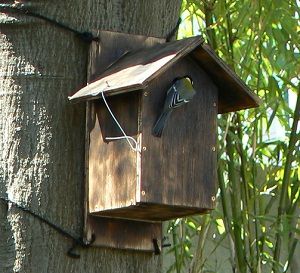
[165,0,299,272]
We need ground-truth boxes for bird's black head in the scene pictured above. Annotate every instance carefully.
[172,75,193,85]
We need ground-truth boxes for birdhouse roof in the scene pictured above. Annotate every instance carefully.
[69,36,260,113]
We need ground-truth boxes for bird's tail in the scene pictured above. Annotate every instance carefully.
[152,111,171,137]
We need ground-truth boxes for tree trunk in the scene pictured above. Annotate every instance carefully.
[0,1,181,272]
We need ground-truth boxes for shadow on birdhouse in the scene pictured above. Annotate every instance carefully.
[69,31,260,253]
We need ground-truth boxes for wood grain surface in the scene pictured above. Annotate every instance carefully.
[87,216,162,251]
[88,93,140,213]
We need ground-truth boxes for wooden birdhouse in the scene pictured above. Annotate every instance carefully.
[69,31,260,252]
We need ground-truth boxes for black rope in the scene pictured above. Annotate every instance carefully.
[1,3,180,43]
[0,196,95,258]
[0,4,99,43]
[166,17,182,42]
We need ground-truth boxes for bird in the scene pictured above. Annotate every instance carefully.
[152,76,196,137]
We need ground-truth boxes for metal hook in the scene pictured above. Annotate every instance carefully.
[162,236,171,248]
[67,234,96,259]
[152,238,161,255]
[67,240,81,259]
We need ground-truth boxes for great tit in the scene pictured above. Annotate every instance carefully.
[152,76,196,137]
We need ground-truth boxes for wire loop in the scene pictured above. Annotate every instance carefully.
[101,91,141,153]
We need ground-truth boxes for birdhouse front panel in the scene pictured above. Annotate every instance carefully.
[140,57,218,215]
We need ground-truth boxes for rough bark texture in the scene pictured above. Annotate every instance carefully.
[0,1,182,272]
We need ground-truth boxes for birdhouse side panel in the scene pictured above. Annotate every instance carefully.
[88,92,141,213]
[140,57,218,212]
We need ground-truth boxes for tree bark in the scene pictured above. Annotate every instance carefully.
[0,1,182,272]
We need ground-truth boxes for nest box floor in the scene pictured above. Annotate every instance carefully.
[90,203,210,221]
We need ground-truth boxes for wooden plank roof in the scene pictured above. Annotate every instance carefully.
[69,36,260,113]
